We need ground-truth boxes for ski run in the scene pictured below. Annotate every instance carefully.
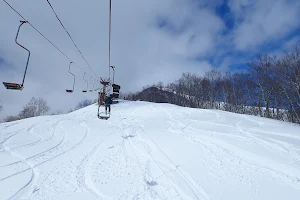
[1,101,300,200]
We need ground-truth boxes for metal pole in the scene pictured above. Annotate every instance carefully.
[113,68,115,84]
[111,65,115,84]
[108,0,112,82]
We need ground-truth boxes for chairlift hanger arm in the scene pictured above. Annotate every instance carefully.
[66,62,75,92]
[14,20,30,86]
[3,20,30,90]
[90,77,95,91]
[3,0,100,82]
[82,72,88,92]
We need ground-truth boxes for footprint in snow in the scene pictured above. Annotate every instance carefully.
[32,187,39,193]
[146,180,158,186]
[122,135,136,139]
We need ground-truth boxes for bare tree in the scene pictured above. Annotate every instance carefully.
[123,47,300,124]
[75,99,93,110]
[36,98,50,116]
[19,97,50,119]
[204,69,222,109]
[222,72,234,111]
[276,48,300,122]
[5,115,20,122]
[156,81,164,90]
[248,54,277,118]
[51,110,63,115]
[19,106,36,119]
[0,101,3,113]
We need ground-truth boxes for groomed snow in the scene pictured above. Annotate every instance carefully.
[1,100,300,200]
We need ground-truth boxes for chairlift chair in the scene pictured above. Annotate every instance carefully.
[3,20,30,90]
[66,62,75,93]
[89,77,94,92]
[93,79,98,91]
[97,79,111,119]
[82,72,88,92]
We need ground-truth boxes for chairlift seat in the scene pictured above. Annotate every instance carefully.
[98,112,110,120]
[112,84,120,89]
[112,93,119,98]
[89,90,93,92]
[66,89,73,93]
[82,90,87,93]
[3,82,23,90]
[113,87,120,93]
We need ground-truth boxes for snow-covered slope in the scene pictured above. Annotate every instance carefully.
[1,101,300,200]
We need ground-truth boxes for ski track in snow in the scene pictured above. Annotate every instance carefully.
[0,120,52,199]
[96,104,210,200]
[1,102,300,200]
[0,115,90,199]
[164,106,300,192]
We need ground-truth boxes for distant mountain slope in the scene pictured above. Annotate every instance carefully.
[134,86,196,107]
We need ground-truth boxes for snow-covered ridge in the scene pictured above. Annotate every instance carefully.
[1,101,300,200]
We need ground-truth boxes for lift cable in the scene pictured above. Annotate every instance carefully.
[46,0,99,79]
[2,0,98,80]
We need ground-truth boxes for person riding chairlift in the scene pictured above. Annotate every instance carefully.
[104,94,113,114]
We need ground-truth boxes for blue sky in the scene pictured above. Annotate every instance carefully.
[215,0,235,30]
[154,0,300,73]
[0,0,299,118]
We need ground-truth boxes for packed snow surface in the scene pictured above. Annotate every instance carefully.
[1,101,300,200]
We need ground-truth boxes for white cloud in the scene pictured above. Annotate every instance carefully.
[0,0,221,119]
[229,0,300,50]
[269,35,300,57]
[1,0,298,119]
[282,35,300,51]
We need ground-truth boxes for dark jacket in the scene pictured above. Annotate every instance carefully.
[104,96,113,105]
